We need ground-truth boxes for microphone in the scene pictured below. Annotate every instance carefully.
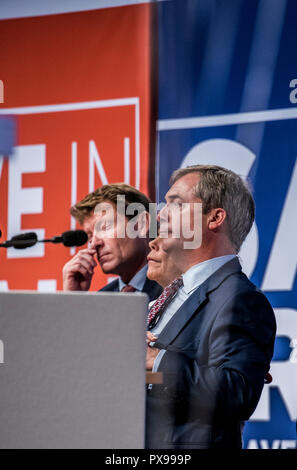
[42,230,88,247]
[0,230,88,249]
[62,230,88,247]
[0,232,38,249]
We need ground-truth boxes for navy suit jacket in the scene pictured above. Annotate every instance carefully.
[146,258,276,449]
[99,276,163,303]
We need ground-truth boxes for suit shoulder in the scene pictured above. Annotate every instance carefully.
[210,270,274,320]
[222,269,264,299]
[217,271,275,325]
[229,271,272,302]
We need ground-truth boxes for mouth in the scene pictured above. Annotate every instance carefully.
[98,252,111,263]
[147,256,160,264]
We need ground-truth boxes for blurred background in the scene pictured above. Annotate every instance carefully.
[0,0,296,448]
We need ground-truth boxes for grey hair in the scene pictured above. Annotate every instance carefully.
[170,165,255,253]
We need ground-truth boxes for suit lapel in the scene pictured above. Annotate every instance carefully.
[98,279,119,292]
[155,257,242,349]
[155,283,208,348]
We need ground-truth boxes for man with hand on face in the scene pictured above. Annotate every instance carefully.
[145,164,276,449]
[63,183,162,301]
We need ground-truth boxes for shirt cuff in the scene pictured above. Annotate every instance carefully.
[152,349,166,372]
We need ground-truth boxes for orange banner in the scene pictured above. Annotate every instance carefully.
[0,4,154,291]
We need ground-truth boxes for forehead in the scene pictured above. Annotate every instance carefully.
[94,201,117,217]
[82,202,116,230]
[166,172,201,201]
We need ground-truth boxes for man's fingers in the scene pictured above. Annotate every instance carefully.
[72,248,96,262]
[62,248,96,291]
[81,255,97,268]
[75,265,92,279]
[146,331,157,344]
[74,247,96,255]
[73,259,95,275]
[147,331,157,340]
[67,251,97,271]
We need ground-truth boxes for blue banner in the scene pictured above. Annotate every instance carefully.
[157,0,297,449]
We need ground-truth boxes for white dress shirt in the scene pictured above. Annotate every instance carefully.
[118,263,148,292]
[150,255,236,372]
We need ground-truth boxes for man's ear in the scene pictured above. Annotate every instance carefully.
[208,208,227,231]
[138,211,151,238]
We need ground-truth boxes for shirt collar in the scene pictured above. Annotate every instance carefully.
[182,255,237,295]
[118,264,148,292]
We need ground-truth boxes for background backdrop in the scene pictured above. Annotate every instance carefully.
[0,0,155,291]
[0,0,296,449]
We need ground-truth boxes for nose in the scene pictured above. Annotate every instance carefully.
[149,237,160,252]
[89,232,104,250]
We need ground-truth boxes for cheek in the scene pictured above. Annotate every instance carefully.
[104,238,121,259]
[115,238,135,261]
[161,237,182,254]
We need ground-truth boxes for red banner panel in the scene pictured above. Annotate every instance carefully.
[0,4,154,291]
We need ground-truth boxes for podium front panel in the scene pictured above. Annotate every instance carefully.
[0,291,148,449]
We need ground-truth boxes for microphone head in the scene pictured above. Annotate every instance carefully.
[11,232,38,249]
[61,230,88,247]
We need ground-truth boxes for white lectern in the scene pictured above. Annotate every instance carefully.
[0,291,148,449]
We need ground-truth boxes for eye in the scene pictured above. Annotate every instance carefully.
[104,221,114,230]
[94,222,102,232]
[170,201,183,209]
[96,220,114,233]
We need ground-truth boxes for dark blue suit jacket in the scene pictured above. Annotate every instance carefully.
[99,276,163,303]
[146,258,276,449]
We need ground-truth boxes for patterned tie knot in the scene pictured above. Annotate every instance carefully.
[147,276,183,329]
[164,276,183,296]
[121,284,137,293]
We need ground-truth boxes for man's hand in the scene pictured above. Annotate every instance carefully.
[146,331,160,370]
[63,248,97,291]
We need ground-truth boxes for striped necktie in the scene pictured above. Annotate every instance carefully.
[147,276,183,330]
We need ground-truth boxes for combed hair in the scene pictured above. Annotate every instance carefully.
[70,183,151,225]
[170,165,255,253]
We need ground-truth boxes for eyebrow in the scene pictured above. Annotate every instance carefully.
[166,194,185,202]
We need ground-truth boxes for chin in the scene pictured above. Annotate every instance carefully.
[100,262,117,275]
[148,270,161,284]
[147,269,156,281]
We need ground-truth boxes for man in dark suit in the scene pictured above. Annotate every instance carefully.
[145,165,276,449]
[63,183,162,302]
